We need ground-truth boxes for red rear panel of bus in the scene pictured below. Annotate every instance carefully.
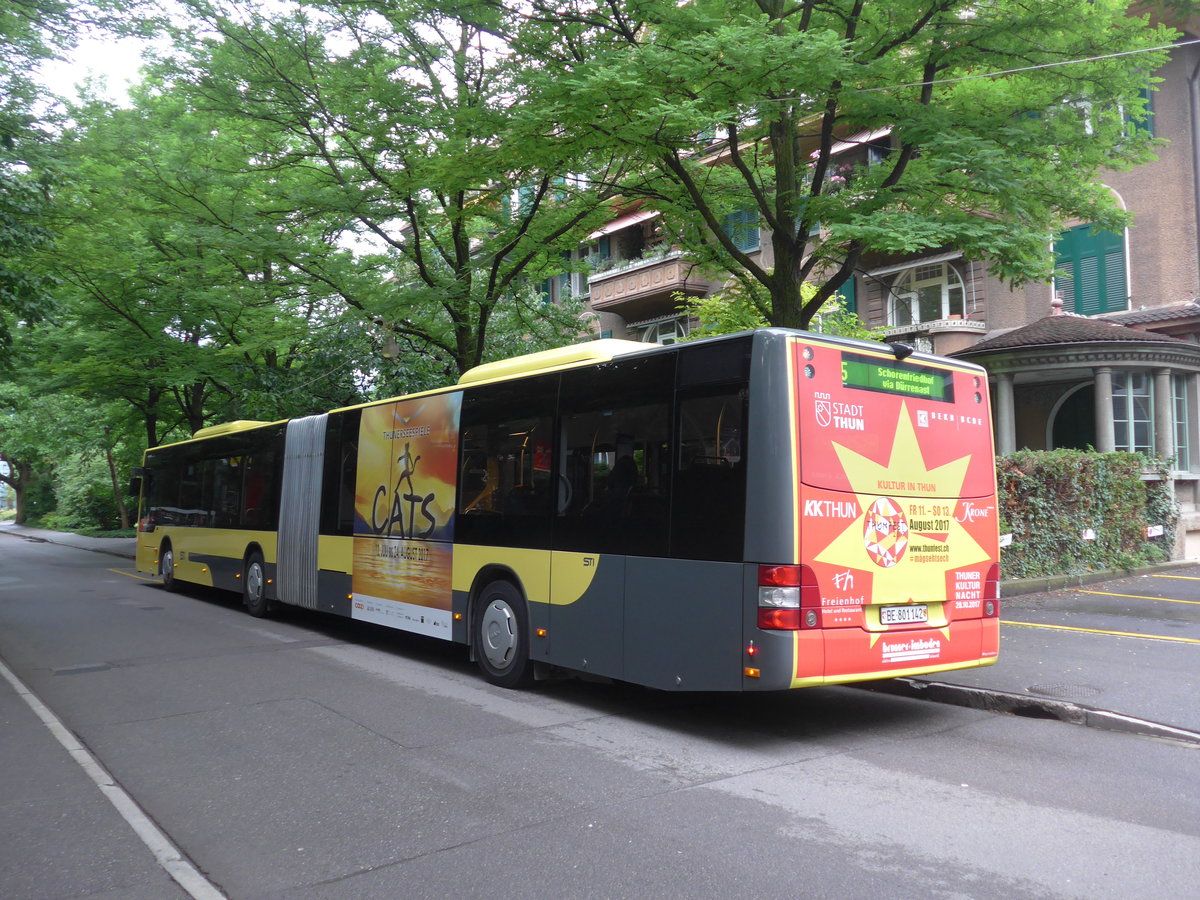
[788,336,1000,685]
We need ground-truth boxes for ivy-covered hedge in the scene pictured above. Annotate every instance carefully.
[997,450,1178,580]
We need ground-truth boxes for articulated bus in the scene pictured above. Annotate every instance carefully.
[132,328,1000,690]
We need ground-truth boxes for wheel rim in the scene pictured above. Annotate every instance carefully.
[480,598,517,670]
[246,561,264,603]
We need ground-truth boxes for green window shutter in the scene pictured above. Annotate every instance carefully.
[1129,86,1154,136]
[722,208,760,252]
[1054,224,1126,315]
[837,275,857,314]
[518,184,535,215]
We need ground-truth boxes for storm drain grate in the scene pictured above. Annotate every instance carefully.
[1027,683,1103,701]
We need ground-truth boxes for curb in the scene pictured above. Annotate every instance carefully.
[1000,558,1200,598]
[855,677,1200,746]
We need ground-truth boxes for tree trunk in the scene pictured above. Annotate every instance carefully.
[4,460,31,525]
[104,437,131,530]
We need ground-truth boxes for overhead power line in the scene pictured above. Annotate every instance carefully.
[857,37,1200,94]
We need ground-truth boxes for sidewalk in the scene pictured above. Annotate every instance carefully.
[873,565,1200,743]
[0,521,136,560]
[3,521,1197,742]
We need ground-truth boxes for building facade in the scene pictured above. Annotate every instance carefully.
[574,15,1200,556]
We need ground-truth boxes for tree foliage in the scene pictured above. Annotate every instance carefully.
[0,0,74,348]
[37,88,375,444]
[680,280,877,341]
[510,0,1173,327]
[166,0,618,376]
[0,1,152,350]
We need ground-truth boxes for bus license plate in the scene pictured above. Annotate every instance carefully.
[880,604,928,625]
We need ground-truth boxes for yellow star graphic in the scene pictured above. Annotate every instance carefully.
[814,402,991,629]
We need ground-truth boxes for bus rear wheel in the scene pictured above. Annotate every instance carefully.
[474,580,533,689]
[243,551,270,618]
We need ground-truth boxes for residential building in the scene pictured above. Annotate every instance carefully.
[576,11,1200,555]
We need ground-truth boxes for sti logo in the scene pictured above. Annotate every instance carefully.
[815,399,832,427]
[917,410,929,428]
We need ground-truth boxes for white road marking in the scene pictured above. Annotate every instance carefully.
[0,656,226,899]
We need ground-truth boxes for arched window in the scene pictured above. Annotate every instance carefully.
[641,317,689,345]
[888,262,965,326]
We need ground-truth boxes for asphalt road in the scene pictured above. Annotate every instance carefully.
[2,536,1199,899]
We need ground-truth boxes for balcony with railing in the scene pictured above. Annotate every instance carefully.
[587,248,713,322]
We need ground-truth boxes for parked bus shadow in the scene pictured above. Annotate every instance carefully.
[155,580,956,745]
[540,679,946,746]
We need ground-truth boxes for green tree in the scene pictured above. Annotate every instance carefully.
[170,0,622,377]
[0,376,66,525]
[0,1,153,351]
[0,0,76,349]
[680,280,877,341]
[512,0,1172,327]
[38,87,377,445]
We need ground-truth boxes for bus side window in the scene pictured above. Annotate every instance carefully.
[147,459,182,527]
[320,409,361,536]
[457,375,557,550]
[212,454,243,529]
[672,389,747,562]
[241,436,280,531]
[556,356,673,557]
[178,455,204,526]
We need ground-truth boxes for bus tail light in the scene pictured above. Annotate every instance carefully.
[758,565,820,630]
[983,563,1000,617]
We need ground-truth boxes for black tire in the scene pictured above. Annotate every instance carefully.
[160,544,179,593]
[243,551,270,618]
[473,580,533,689]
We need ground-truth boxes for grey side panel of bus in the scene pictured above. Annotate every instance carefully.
[317,570,352,617]
[548,556,626,680]
[744,330,798,564]
[277,413,328,610]
[623,557,745,691]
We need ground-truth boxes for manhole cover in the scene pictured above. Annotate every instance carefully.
[1027,683,1103,700]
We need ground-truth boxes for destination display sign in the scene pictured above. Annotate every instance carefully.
[840,352,954,402]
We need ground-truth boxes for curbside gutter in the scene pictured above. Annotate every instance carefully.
[855,677,1200,747]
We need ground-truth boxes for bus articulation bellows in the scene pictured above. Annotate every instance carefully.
[132,328,1000,690]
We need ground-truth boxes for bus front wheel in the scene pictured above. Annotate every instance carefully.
[473,580,533,689]
[243,551,270,618]
[160,544,179,593]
